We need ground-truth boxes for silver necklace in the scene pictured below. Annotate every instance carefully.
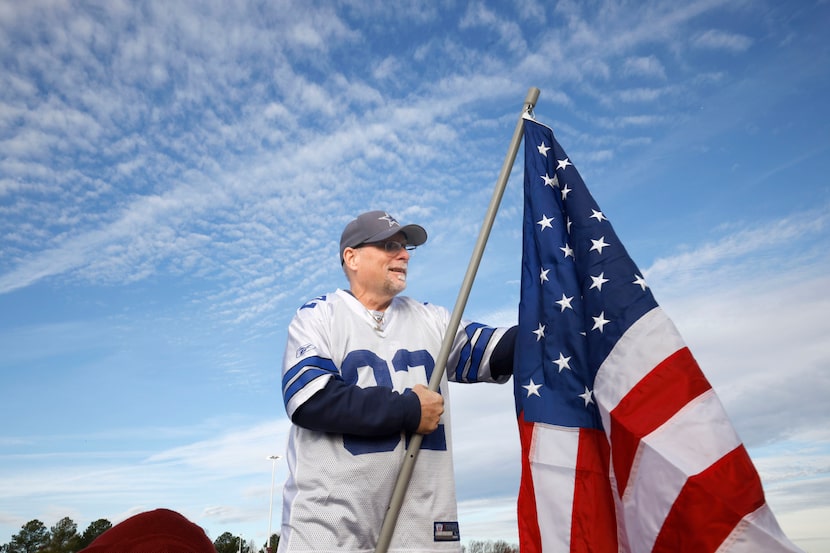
[368,309,385,329]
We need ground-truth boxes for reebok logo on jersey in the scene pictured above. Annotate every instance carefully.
[296,343,316,358]
[433,521,460,541]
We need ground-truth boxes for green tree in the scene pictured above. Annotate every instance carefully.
[214,531,251,553]
[263,532,279,553]
[77,519,112,549]
[44,517,80,553]
[8,519,49,553]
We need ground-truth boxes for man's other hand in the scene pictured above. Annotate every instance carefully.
[411,384,444,434]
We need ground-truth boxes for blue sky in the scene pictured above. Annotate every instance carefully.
[1,0,828,550]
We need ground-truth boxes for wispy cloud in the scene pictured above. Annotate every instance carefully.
[644,209,828,291]
[0,0,768,311]
[639,210,830,449]
[621,56,668,80]
[693,29,754,52]
[0,419,290,531]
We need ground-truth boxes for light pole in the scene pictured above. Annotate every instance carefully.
[266,454,282,553]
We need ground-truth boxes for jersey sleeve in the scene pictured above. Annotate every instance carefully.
[424,303,514,384]
[292,378,422,436]
[281,297,340,418]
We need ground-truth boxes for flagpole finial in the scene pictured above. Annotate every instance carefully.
[525,87,540,108]
[524,87,540,117]
[522,86,539,119]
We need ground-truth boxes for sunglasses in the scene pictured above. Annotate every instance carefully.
[355,240,416,254]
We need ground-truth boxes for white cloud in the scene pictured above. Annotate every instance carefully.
[622,55,667,80]
[645,211,827,292]
[0,418,292,538]
[460,3,529,55]
[617,87,673,103]
[642,210,830,448]
[515,0,546,22]
[693,29,754,52]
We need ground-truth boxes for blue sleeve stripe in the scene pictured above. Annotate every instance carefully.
[453,322,484,381]
[283,356,339,405]
[468,325,496,381]
[454,322,497,382]
[283,367,327,406]
[283,355,338,384]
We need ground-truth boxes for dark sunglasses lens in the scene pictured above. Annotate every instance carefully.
[381,241,415,253]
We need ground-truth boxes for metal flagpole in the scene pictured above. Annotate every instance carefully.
[374,86,540,553]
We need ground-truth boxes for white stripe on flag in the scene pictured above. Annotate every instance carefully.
[718,504,800,553]
[595,307,686,429]
[530,423,579,551]
[643,388,742,476]
[622,389,743,551]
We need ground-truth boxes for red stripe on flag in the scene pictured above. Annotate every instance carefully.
[609,347,712,495]
[517,411,543,553]
[652,444,767,552]
[571,428,618,553]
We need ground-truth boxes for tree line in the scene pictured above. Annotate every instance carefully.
[1,516,516,553]
[0,517,279,553]
[1,518,111,553]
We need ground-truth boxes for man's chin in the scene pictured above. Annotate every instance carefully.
[385,280,407,296]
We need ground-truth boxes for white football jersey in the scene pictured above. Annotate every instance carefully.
[278,289,508,553]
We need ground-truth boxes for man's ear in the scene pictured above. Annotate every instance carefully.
[342,247,359,271]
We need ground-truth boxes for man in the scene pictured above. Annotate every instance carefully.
[279,210,516,553]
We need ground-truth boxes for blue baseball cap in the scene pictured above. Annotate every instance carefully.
[339,210,427,264]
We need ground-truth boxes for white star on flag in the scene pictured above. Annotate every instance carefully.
[537,142,550,156]
[553,352,572,372]
[590,209,607,222]
[578,386,594,406]
[591,311,610,332]
[537,214,554,230]
[590,236,610,254]
[555,293,574,312]
[539,268,550,284]
[523,379,542,397]
[542,173,557,187]
[533,323,546,341]
[590,272,609,291]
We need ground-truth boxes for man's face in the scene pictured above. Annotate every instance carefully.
[349,231,411,298]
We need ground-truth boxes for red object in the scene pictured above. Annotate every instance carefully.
[80,508,215,553]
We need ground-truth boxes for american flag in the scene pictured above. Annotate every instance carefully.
[514,117,802,552]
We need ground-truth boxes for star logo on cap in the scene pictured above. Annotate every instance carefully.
[379,213,398,227]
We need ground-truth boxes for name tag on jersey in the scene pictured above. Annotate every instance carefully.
[433,521,460,541]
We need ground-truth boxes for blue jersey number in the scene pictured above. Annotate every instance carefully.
[340,349,447,455]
